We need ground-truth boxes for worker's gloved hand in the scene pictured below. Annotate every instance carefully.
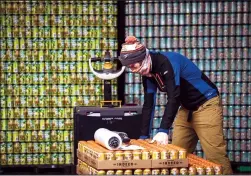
[151,132,169,145]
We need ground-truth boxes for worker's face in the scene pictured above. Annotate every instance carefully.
[128,62,142,73]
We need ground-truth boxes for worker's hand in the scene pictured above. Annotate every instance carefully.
[151,132,169,145]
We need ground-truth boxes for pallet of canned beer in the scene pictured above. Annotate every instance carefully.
[77,139,188,170]
[187,154,223,175]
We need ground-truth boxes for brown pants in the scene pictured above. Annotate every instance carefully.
[172,96,233,175]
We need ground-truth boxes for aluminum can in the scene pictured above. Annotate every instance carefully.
[115,170,123,175]
[13,154,20,165]
[234,128,240,139]
[132,150,141,160]
[227,128,234,139]
[171,168,180,175]
[248,152,251,162]
[235,151,241,162]
[169,149,178,159]
[234,140,241,151]
[26,154,32,165]
[114,151,123,160]
[123,151,132,160]
[180,168,188,175]
[247,129,251,140]
[240,151,248,162]
[134,169,143,175]
[241,140,247,151]
[7,143,13,153]
[142,150,150,160]
[179,150,187,159]
[228,140,234,151]
[143,169,151,175]
[58,153,65,164]
[124,170,132,175]
[7,154,14,165]
[189,166,197,175]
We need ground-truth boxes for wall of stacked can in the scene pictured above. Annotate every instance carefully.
[124,1,251,162]
[0,1,118,166]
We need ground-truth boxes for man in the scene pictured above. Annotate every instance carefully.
[119,36,233,175]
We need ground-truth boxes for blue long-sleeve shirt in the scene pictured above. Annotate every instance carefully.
[140,51,219,136]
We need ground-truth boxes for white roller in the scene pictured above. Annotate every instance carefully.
[94,128,122,150]
[89,59,126,80]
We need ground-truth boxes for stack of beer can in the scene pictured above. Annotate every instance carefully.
[124,1,251,162]
[77,139,189,175]
[77,139,223,175]
[0,1,118,166]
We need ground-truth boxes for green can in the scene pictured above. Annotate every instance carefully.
[31,131,38,141]
[26,119,33,130]
[58,154,65,164]
[34,119,40,130]
[51,142,57,153]
[40,119,45,130]
[43,131,50,142]
[58,119,65,130]
[57,130,64,142]
[65,153,72,164]
[7,154,13,165]
[19,131,25,141]
[0,109,7,119]
[6,96,12,108]
[27,143,33,153]
[51,153,58,164]
[39,143,45,153]
[64,130,69,141]
[64,142,71,153]
[13,154,20,165]
[27,154,33,165]
[20,154,26,165]
[70,131,73,141]
[6,131,12,142]
[0,120,7,130]
[45,120,51,130]
[45,154,51,164]
[25,131,32,142]
[0,143,6,154]
[0,154,7,165]
[13,131,19,142]
[13,61,18,72]
[33,154,39,165]
[20,143,27,153]
[13,38,19,49]
[51,130,57,142]
[0,131,6,142]
[45,142,51,153]
[58,142,65,153]
[38,131,44,142]
[13,143,21,153]
[13,119,20,130]
[33,143,39,153]
[39,154,45,165]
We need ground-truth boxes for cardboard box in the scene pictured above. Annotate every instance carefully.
[77,150,151,170]
[77,150,188,169]
[151,159,188,168]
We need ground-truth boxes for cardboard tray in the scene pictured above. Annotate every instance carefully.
[77,150,151,169]
[77,150,188,169]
